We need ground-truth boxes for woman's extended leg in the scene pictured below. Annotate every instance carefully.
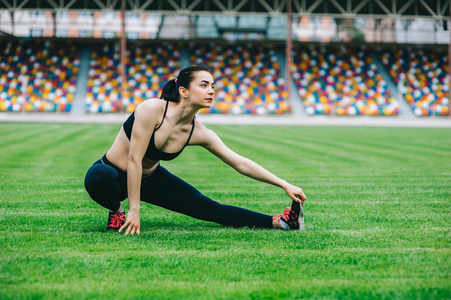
[84,160,296,230]
[140,165,274,229]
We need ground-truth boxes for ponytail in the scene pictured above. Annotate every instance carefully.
[160,65,212,102]
[160,79,180,102]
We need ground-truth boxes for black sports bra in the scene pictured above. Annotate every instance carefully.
[123,100,195,161]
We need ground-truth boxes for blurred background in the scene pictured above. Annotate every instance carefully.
[0,0,449,117]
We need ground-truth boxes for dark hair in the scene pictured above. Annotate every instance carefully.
[160,65,212,102]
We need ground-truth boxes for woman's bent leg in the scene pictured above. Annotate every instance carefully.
[141,166,273,229]
[84,159,127,211]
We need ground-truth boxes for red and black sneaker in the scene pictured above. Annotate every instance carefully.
[107,210,126,231]
[273,200,305,230]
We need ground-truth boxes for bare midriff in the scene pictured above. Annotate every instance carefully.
[105,127,160,176]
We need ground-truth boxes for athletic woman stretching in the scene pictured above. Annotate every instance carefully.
[85,65,306,235]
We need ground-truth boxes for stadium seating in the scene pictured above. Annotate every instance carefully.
[85,42,180,113]
[379,47,449,116]
[1,38,448,117]
[190,43,289,114]
[0,39,80,112]
[292,44,399,115]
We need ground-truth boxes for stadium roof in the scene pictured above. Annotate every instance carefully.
[0,0,449,20]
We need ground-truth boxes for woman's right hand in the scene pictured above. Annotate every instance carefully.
[284,183,307,206]
[119,208,140,235]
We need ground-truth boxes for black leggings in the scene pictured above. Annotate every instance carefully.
[84,155,273,229]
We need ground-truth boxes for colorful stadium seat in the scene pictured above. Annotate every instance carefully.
[85,42,180,113]
[0,39,80,112]
[292,44,399,115]
[379,47,449,116]
[189,43,289,114]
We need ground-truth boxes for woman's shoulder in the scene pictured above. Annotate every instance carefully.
[131,99,168,129]
[135,98,167,116]
[189,120,218,146]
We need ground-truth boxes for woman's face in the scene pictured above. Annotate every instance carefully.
[183,71,215,108]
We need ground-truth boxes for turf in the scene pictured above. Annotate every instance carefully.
[0,122,450,299]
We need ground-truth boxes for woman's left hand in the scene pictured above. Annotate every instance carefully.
[284,183,307,205]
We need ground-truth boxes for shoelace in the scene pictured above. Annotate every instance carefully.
[272,207,291,220]
[109,213,125,227]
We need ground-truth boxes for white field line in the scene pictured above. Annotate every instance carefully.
[1,112,451,127]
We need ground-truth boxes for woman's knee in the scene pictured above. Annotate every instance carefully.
[85,164,110,192]
[84,164,125,204]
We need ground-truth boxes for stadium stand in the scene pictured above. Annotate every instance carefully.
[0,39,80,112]
[1,37,449,117]
[379,47,450,116]
[292,44,399,115]
[190,43,289,114]
[85,42,180,113]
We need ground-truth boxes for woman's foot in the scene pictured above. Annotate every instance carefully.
[273,200,305,230]
[107,210,126,231]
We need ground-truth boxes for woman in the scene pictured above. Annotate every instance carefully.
[85,65,306,235]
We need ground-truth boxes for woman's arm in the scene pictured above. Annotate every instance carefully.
[192,123,306,204]
[119,101,164,235]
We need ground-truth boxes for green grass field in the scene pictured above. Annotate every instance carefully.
[1,122,450,299]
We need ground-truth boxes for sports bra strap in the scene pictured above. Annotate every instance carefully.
[184,117,196,147]
[155,100,170,131]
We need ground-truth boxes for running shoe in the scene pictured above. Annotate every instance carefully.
[273,200,305,230]
[107,210,126,231]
